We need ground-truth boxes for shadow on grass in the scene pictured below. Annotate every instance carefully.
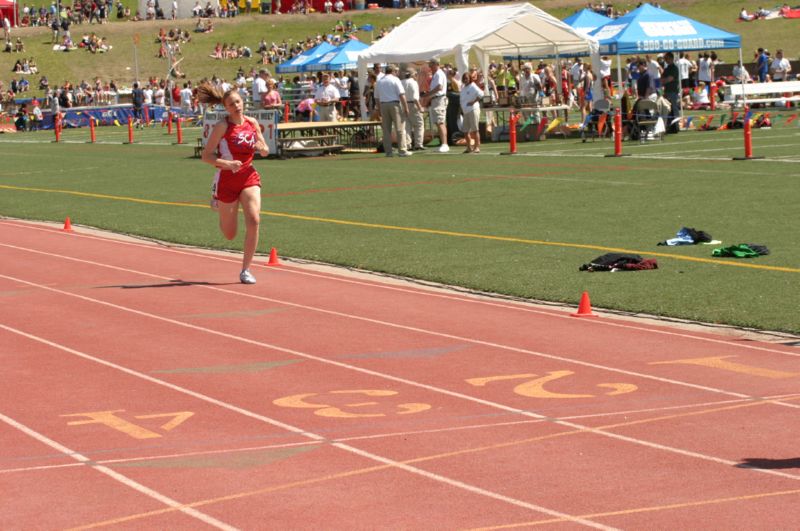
[736,457,800,470]
[98,280,235,289]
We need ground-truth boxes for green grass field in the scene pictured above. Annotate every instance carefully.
[1,115,798,333]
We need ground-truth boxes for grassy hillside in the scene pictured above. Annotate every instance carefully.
[1,1,796,96]
[1,9,408,95]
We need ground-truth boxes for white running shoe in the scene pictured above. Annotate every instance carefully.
[239,269,256,285]
[438,144,450,153]
[398,150,412,157]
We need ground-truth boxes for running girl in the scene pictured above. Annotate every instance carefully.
[198,82,269,284]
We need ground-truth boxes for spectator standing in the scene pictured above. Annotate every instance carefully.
[756,47,769,82]
[459,73,483,153]
[333,71,349,118]
[251,68,268,107]
[375,64,411,157]
[261,78,281,109]
[314,73,339,121]
[154,82,165,105]
[424,58,448,152]
[50,16,60,44]
[677,52,693,89]
[599,55,612,94]
[647,54,662,92]
[661,52,680,134]
[401,67,424,151]
[697,52,714,85]
[180,82,193,112]
[770,49,791,81]
[131,81,145,127]
[636,60,651,99]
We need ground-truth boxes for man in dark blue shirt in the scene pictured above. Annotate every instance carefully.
[636,61,651,99]
[756,48,769,82]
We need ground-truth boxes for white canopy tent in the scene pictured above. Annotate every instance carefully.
[356,3,603,118]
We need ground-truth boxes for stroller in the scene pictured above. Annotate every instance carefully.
[631,99,663,143]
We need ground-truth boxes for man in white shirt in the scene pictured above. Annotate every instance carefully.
[154,84,165,106]
[402,67,424,151]
[314,73,339,122]
[333,71,349,118]
[647,54,663,91]
[251,69,268,108]
[570,57,584,89]
[143,84,154,106]
[179,82,193,113]
[770,49,792,81]
[459,74,484,153]
[423,58,448,152]
[677,52,692,89]
[517,62,541,102]
[375,64,411,157]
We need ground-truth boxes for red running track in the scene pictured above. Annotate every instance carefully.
[1,219,799,529]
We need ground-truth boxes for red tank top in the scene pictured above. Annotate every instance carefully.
[218,118,258,178]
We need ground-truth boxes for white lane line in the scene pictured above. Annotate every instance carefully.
[4,242,800,403]
[0,411,238,531]
[3,225,799,359]
[9,393,795,476]
[0,324,613,530]
[3,276,800,486]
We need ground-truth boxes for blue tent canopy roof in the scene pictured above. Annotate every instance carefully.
[276,42,336,74]
[562,8,612,35]
[302,40,370,72]
[589,3,741,55]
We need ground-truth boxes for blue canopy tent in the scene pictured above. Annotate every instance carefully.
[563,8,612,36]
[302,40,370,72]
[588,3,742,101]
[276,42,336,74]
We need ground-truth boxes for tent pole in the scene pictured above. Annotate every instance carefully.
[616,53,623,102]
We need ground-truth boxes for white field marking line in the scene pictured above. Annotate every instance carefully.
[0,439,324,475]
[4,240,800,367]
[4,226,799,360]
[2,223,799,359]
[0,139,175,146]
[0,245,773,398]
[360,165,643,186]
[519,130,800,153]
[4,295,800,493]
[9,392,794,476]
[0,167,101,176]
[0,325,614,530]
[3,273,800,484]
[0,411,238,531]
[643,142,800,156]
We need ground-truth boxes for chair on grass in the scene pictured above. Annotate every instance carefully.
[631,98,662,143]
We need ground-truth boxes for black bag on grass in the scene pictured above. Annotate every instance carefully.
[579,253,643,272]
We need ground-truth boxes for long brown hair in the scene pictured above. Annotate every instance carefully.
[196,82,237,106]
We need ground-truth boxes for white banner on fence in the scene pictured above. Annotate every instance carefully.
[201,109,279,155]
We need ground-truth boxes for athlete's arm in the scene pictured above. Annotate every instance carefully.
[202,121,242,172]
[246,115,269,157]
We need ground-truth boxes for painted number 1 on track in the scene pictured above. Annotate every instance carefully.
[61,410,194,439]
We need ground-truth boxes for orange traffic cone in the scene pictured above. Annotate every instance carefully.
[267,247,280,266]
[62,217,73,232]
[571,291,598,318]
